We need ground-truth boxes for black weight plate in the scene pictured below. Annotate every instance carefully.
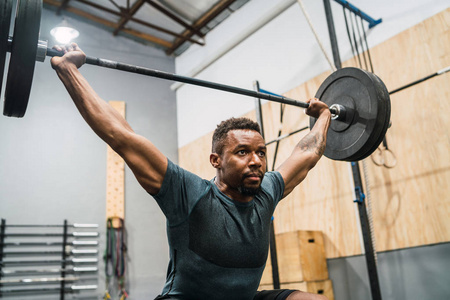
[0,0,14,97]
[310,67,389,161]
[4,0,42,118]
[344,71,388,161]
[348,72,391,161]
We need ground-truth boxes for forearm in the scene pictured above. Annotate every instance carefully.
[296,111,331,165]
[55,63,132,149]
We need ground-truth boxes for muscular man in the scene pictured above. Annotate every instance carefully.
[51,43,331,300]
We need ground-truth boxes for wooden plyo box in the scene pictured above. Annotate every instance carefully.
[258,280,334,300]
[285,280,334,300]
[260,248,273,285]
[261,230,329,285]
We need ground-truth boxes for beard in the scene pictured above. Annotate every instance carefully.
[238,185,262,196]
[238,173,263,196]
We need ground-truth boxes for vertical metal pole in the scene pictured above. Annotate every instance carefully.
[254,81,280,290]
[254,81,265,140]
[324,0,382,297]
[351,162,382,300]
[323,0,342,69]
[0,219,5,291]
[60,220,68,300]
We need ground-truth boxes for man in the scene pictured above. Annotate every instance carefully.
[52,43,331,300]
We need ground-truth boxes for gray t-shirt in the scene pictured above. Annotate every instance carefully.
[154,159,285,300]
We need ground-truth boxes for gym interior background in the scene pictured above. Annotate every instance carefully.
[0,0,449,299]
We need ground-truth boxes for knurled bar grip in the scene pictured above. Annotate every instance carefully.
[45,48,338,115]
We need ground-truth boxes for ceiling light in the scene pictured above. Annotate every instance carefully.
[50,19,79,44]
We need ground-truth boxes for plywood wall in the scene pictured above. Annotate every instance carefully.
[178,9,450,258]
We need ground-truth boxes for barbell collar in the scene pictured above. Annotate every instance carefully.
[36,39,47,62]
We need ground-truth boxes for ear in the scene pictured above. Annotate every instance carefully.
[210,153,221,169]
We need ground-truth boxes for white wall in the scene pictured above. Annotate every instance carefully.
[175,0,449,147]
[0,7,177,299]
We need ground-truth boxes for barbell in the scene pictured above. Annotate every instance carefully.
[0,0,391,162]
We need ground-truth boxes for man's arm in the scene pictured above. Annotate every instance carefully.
[276,98,331,198]
[51,43,167,195]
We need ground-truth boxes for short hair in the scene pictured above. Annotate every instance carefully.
[212,117,261,154]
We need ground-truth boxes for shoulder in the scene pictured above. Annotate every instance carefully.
[262,171,284,187]
[260,171,285,198]
[155,159,211,200]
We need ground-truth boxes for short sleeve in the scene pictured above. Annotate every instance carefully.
[260,171,285,208]
[154,159,211,226]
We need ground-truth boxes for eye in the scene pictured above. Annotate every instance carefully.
[258,151,266,157]
[237,150,247,155]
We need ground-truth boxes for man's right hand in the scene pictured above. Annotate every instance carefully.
[51,43,86,71]
[305,97,331,119]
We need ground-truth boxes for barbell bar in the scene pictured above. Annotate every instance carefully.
[0,0,391,162]
[4,35,340,116]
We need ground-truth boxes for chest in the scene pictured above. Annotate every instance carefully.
[187,193,273,268]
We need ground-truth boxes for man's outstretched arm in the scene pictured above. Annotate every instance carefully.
[276,98,331,198]
[51,43,167,195]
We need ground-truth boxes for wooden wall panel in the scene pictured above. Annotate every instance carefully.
[178,9,450,258]
[106,101,126,228]
[360,8,450,251]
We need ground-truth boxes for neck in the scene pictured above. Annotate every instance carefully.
[214,177,253,203]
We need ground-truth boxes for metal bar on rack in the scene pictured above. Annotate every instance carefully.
[1,267,98,277]
[0,276,80,285]
[2,249,98,256]
[3,232,99,237]
[1,241,99,247]
[0,284,98,294]
[4,224,98,228]
[0,258,98,266]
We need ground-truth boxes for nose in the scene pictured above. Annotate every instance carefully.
[249,152,263,168]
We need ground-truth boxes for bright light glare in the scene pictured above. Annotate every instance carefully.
[50,26,79,44]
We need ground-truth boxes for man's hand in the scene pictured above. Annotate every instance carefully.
[51,43,86,71]
[304,98,330,119]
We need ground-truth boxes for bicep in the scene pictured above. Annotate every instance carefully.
[114,132,168,195]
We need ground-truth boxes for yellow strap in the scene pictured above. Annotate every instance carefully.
[103,291,111,300]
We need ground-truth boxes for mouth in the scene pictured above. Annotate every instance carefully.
[243,172,263,182]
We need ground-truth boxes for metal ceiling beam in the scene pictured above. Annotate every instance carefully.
[166,0,237,56]
[144,0,205,38]
[75,0,204,45]
[113,0,145,36]
[43,0,172,48]
[56,0,71,15]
